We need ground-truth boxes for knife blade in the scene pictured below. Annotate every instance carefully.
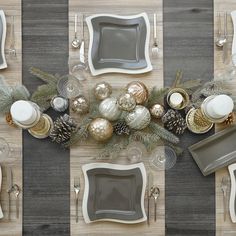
[6,166,12,221]
[223,12,228,64]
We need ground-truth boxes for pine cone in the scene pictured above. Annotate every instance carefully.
[113,120,130,135]
[50,114,77,144]
[162,109,187,135]
[222,112,235,125]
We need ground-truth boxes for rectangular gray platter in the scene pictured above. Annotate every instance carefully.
[189,125,236,176]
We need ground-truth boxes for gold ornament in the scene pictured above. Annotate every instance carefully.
[94,82,112,100]
[117,93,136,111]
[5,112,16,127]
[126,81,149,104]
[71,95,89,114]
[125,105,151,130]
[89,118,113,141]
[99,97,122,121]
[150,104,165,119]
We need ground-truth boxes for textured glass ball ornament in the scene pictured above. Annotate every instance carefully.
[125,105,151,130]
[117,93,136,111]
[71,95,89,114]
[50,96,69,112]
[150,104,165,119]
[88,118,113,142]
[126,81,149,104]
[99,97,122,121]
[94,81,112,100]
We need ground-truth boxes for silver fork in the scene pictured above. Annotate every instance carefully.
[221,176,230,221]
[9,16,16,58]
[74,177,80,223]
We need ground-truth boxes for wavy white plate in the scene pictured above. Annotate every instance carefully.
[0,10,7,69]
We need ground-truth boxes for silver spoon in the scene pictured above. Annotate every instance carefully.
[151,186,160,222]
[221,176,230,221]
[152,13,159,58]
[216,12,226,48]
[74,177,80,223]
[12,184,20,219]
[71,14,80,49]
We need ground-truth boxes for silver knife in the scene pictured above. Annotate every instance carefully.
[223,12,228,64]
[147,172,153,225]
[6,166,12,221]
[79,14,85,64]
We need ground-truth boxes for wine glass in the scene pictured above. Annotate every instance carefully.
[57,74,84,99]
[149,146,177,170]
[0,138,10,160]
[126,142,145,163]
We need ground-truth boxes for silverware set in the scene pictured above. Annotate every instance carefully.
[221,175,230,222]
[216,12,230,64]
[147,172,160,225]
[74,176,80,223]
[152,13,159,58]
[6,166,21,221]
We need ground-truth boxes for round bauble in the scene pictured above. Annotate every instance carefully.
[126,81,149,104]
[118,93,136,111]
[150,104,165,119]
[50,95,69,112]
[88,118,113,142]
[71,95,89,114]
[94,81,112,100]
[99,97,122,121]
[125,105,151,130]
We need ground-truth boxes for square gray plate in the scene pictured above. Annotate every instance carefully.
[0,10,7,69]
[82,162,147,224]
[189,125,236,176]
[86,13,152,76]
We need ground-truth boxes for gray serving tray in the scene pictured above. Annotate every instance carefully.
[189,125,236,176]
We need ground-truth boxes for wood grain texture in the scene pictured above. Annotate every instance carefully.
[0,0,22,235]
[164,0,215,235]
[22,1,70,235]
[69,0,164,235]
[214,1,236,235]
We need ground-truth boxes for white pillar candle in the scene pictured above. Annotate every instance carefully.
[10,100,38,125]
[169,92,183,108]
[205,95,234,119]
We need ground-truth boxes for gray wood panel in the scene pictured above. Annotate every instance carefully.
[163,0,215,235]
[22,1,70,235]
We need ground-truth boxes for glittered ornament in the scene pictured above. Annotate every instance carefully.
[94,82,112,100]
[126,81,149,104]
[89,118,113,141]
[118,93,136,111]
[50,95,69,112]
[150,104,165,119]
[99,97,122,121]
[71,95,89,114]
[125,105,151,130]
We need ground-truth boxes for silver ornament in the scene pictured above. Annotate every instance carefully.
[118,93,136,111]
[150,104,165,119]
[50,96,69,112]
[89,118,113,141]
[94,82,112,100]
[125,105,151,130]
[71,95,89,114]
[99,97,122,121]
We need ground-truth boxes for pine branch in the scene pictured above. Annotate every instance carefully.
[29,67,59,84]
[172,69,183,88]
[11,85,30,101]
[147,87,169,107]
[130,131,160,151]
[178,79,202,91]
[149,122,180,144]
[98,136,129,159]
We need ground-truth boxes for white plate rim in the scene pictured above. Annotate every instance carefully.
[229,163,236,223]
[0,10,7,70]
[86,12,153,76]
[82,162,147,224]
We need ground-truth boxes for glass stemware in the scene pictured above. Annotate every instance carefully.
[149,146,177,170]
[57,74,83,99]
[0,138,10,160]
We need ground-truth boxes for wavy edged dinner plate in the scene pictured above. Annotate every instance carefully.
[86,12,152,76]
[0,10,7,69]
[82,162,147,224]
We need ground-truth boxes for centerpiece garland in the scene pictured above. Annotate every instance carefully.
[0,67,235,159]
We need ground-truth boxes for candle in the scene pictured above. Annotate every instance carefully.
[10,100,38,125]
[205,95,234,119]
[169,92,183,108]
